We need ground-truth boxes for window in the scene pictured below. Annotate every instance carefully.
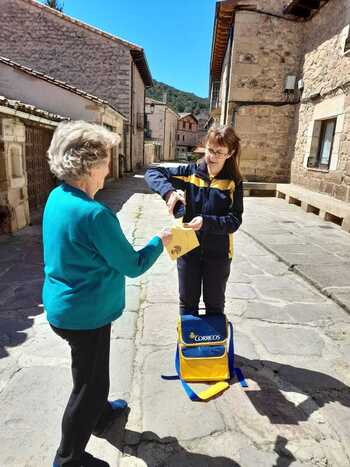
[210,80,220,110]
[103,123,114,132]
[189,123,192,130]
[344,26,350,54]
[232,111,237,128]
[10,146,23,178]
[308,119,336,169]
[183,135,185,141]
[183,122,186,129]
[177,134,179,141]
[136,113,144,130]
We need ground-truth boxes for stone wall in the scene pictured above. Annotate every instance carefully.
[146,104,165,141]
[0,0,132,119]
[144,143,158,166]
[176,116,199,151]
[212,0,350,193]
[145,102,178,161]
[228,6,303,182]
[290,0,350,203]
[252,0,290,16]
[230,9,302,103]
[0,0,148,171]
[101,108,124,180]
[236,104,295,182]
[163,108,178,161]
[301,0,350,100]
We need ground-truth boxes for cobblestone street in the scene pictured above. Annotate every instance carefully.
[0,171,350,467]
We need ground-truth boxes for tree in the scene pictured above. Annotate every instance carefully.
[45,0,64,12]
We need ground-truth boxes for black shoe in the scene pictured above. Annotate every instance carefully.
[53,452,109,467]
[92,399,129,437]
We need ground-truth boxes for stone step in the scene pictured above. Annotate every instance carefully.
[243,181,277,197]
[276,183,350,233]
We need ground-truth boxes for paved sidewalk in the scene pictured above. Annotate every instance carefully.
[242,197,350,314]
[0,172,349,466]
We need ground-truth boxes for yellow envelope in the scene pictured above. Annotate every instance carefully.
[165,225,200,260]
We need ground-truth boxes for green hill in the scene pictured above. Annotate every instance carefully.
[146,80,209,115]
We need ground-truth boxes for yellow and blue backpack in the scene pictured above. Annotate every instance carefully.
[163,313,247,401]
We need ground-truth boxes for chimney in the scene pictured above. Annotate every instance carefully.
[163,91,167,104]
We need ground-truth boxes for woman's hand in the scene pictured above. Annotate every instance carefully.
[183,216,203,231]
[165,190,186,216]
[159,228,173,246]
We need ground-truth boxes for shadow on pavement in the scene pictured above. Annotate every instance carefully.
[273,435,296,467]
[103,417,241,467]
[0,173,151,359]
[96,172,151,213]
[99,401,299,466]
[235,354,350,425]
[0,226,44,358]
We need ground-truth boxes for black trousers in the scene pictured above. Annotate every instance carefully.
[177,251,231,315]
[51,323,112,467]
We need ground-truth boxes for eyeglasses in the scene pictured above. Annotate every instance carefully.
[206,146,231,159]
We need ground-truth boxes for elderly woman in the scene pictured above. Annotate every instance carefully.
[43,121,171,467]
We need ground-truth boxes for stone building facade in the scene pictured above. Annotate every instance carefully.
[176,113,199,157]
[290,0,350,204]
[0,57,125,234]
[0,0,152,172]
[209,0,350,206]
[144,142,161,165]
[0,100,64,234]
[195,109,210,145]
[145,98,178,161]
[209,0,302,183]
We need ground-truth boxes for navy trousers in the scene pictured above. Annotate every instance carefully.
[177,251,231,315]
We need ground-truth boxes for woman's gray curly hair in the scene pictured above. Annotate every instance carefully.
[47,120,120,181]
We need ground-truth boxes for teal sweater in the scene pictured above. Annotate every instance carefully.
[42,183,163,330]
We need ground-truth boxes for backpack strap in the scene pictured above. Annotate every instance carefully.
[175,345,229,401]
[228,321,248,388]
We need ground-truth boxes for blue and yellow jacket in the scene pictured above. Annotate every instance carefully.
[145,160,243,259]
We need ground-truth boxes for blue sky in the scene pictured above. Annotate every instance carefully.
[39,0,216,98]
